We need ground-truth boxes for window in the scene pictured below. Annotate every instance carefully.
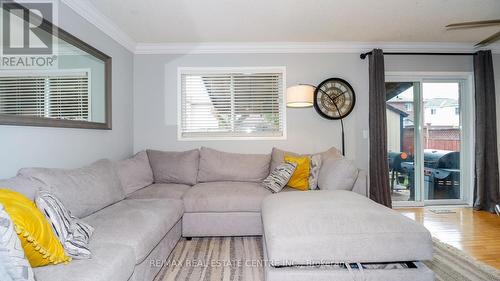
[178,67,286,139]
[430,108,437,115]
[404,103,413,112]
[0,71,90,121]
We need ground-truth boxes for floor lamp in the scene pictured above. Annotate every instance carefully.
[286,84,347,156]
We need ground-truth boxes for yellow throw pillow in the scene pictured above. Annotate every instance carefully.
[0,189,71,267]
[284,155,310,190]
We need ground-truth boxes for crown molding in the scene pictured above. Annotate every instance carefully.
[135,41,500,55]
[59,1,500,56]
[61,0,136,52]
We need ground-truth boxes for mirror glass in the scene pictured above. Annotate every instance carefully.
[0,3,111,129]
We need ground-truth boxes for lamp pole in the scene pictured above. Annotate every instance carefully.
[316,87,346,156]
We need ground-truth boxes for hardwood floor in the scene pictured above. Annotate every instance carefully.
[397,207,500,269]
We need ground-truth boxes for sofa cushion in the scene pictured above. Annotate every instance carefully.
[115,151,153,195]
[33,243,135,281]
[147,149,199,185]
[83,198,183,264]
[0,175,40,200]
[19,159,125,218]
[127,183,191,200]
[262,190,433,265]
[197,147,271,183]
[318,158,359,191]
[183,181,271,213]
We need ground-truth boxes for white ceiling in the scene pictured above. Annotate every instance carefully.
[86,0,500,44]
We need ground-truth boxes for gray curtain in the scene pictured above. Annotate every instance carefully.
[474,50,500,212]
[369,49,392,208]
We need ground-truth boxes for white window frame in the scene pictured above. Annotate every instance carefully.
[177,66,287,141]
[0,68,92,120]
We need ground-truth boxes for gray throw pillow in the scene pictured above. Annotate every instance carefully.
[19,159,125,218]
[198,147,271,183]
[115,151,154,195]
[147,149,200,185]
[317,158,359,191]
[320,146,343,162]
[35,190,94,259]
[308,154,322,190]
[0,204,35,281]
[263,162,297,193]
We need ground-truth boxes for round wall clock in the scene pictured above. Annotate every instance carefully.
[314,78,356,120]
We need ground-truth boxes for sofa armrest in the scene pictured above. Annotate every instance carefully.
[352,169,368,197]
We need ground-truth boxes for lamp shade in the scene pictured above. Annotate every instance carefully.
[286,85,314,108]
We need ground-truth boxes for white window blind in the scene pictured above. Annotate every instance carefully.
[179,68,285,139]
[0,71,90,121]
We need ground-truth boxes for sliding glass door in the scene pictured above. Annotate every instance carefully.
[385,73,474,206]
[386,82,421,205]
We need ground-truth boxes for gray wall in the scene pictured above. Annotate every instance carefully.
[134,53,370,169]
[133,52,489,171]
[0,3,134,178]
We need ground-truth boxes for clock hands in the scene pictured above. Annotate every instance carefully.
[320,89,348,114]
[317,88,344,117]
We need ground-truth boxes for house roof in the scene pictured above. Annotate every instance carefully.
[386,104,409,117]
[424,98,459,108]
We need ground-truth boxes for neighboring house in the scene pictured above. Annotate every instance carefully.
[386,104,408,153]
[423,98,459,127]
[387,94,460,153]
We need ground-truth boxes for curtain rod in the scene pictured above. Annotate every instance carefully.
[359,52,476,60]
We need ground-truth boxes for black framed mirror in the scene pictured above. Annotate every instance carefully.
[0,2,112,129]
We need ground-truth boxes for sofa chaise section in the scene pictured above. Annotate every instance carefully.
[262,190,433,265]
[261,190,434,281]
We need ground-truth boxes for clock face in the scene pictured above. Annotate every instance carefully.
[314,78,356,120]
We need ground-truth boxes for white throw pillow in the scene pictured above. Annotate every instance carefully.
[0,204,35,281]
[318,158,359,191]
[35,191,94,259]
[263,162,297,193]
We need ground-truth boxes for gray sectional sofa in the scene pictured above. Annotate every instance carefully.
[0,146,367,281]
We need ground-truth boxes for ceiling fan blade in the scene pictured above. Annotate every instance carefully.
[475,30,500,47]
[446,19,500,29]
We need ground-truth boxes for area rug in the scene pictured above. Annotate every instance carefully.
[425,238,500,281]
[155,237,500,281]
